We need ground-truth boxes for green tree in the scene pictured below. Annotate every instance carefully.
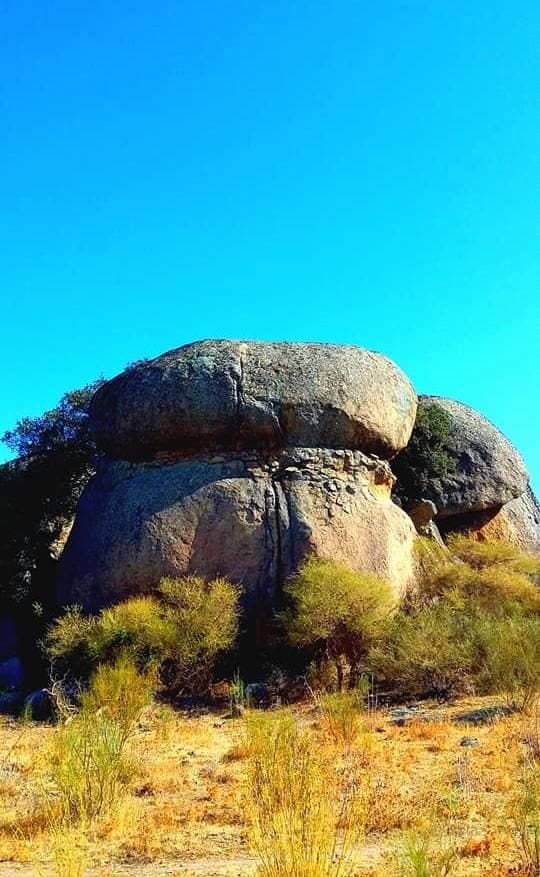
[392,402,456,509]
[0,380,103,608]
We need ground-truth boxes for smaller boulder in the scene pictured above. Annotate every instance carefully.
[408,499,438,531]
[439,487,540,553]
[460,736,480,747]
[455,705,513,725]
[396,396,528,518]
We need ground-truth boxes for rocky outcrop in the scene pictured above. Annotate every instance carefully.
[58,341,420,612]
[57,338,538,616]
[57,447,418,612]
[90,340,417,461]
[415,396,528,517]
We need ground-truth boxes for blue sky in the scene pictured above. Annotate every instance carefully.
[1,2,539,488]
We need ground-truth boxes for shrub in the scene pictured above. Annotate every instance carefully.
[420,560,540,616]
[79,658,155,744]
[157,575,240,693]
[282,557,394,690]
[46,575,240,695]
[247,711,362,877]
[45,660,152,825]
[512,766,540,875]
[396,827,458,876]
[45,606,99,680]
[48,708,131,825]
[478,616,540,712]
[32,825,88,877]
[370,599,480,700]
[93,595,171,670]
[372,536,540,701]
[446,534,540,576]
[317,686,366,750]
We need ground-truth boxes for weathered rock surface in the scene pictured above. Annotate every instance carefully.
[439,486,540,552]
[90,340,417,461]
[414,396,528,518]
[57,448,418,612]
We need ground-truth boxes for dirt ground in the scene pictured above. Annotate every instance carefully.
[0,695,537,876]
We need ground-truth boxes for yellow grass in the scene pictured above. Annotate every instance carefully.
[0,696,538,876]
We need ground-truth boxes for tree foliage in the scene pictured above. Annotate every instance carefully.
[370,536,540,703]
[392,401,457,508]
[0,381,103,611]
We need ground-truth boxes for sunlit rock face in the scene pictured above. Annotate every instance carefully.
[89,340,417,461]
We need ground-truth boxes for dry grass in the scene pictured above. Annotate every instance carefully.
[0,695,539,876]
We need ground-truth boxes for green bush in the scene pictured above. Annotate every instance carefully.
[446,533,540,576]
[372,536,540,700]
[1,381,104,611]
[247,711,361,877]
[282,556,394,690]
[46,575,240,695]
[419,558,540,617]
[317,685,367,749]
[370,599,480,700]
[392,402,457,508]
[157,575,240,692]
[512,766,540,874]
[477,615,540,712]
[80,658,156,743]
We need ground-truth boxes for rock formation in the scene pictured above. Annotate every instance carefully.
[437,487,540,552]
[56,339,539,617]
[395,395,539,551]
[57,340,419,611]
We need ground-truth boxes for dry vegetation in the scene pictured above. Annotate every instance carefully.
[0,694,539,876]
[2,536,539,876]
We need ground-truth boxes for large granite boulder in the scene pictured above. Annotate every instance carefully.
[57,448,418,612]
[402,396,528,518]
[90,340,417,461]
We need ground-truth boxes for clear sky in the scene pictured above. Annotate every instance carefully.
[1,2,539,488]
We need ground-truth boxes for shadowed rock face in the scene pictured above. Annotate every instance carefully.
[58,340,420,611]
[90,340,417,461]
[439,487,540,553]
[57,448,418,612]
[417,396,528,518]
